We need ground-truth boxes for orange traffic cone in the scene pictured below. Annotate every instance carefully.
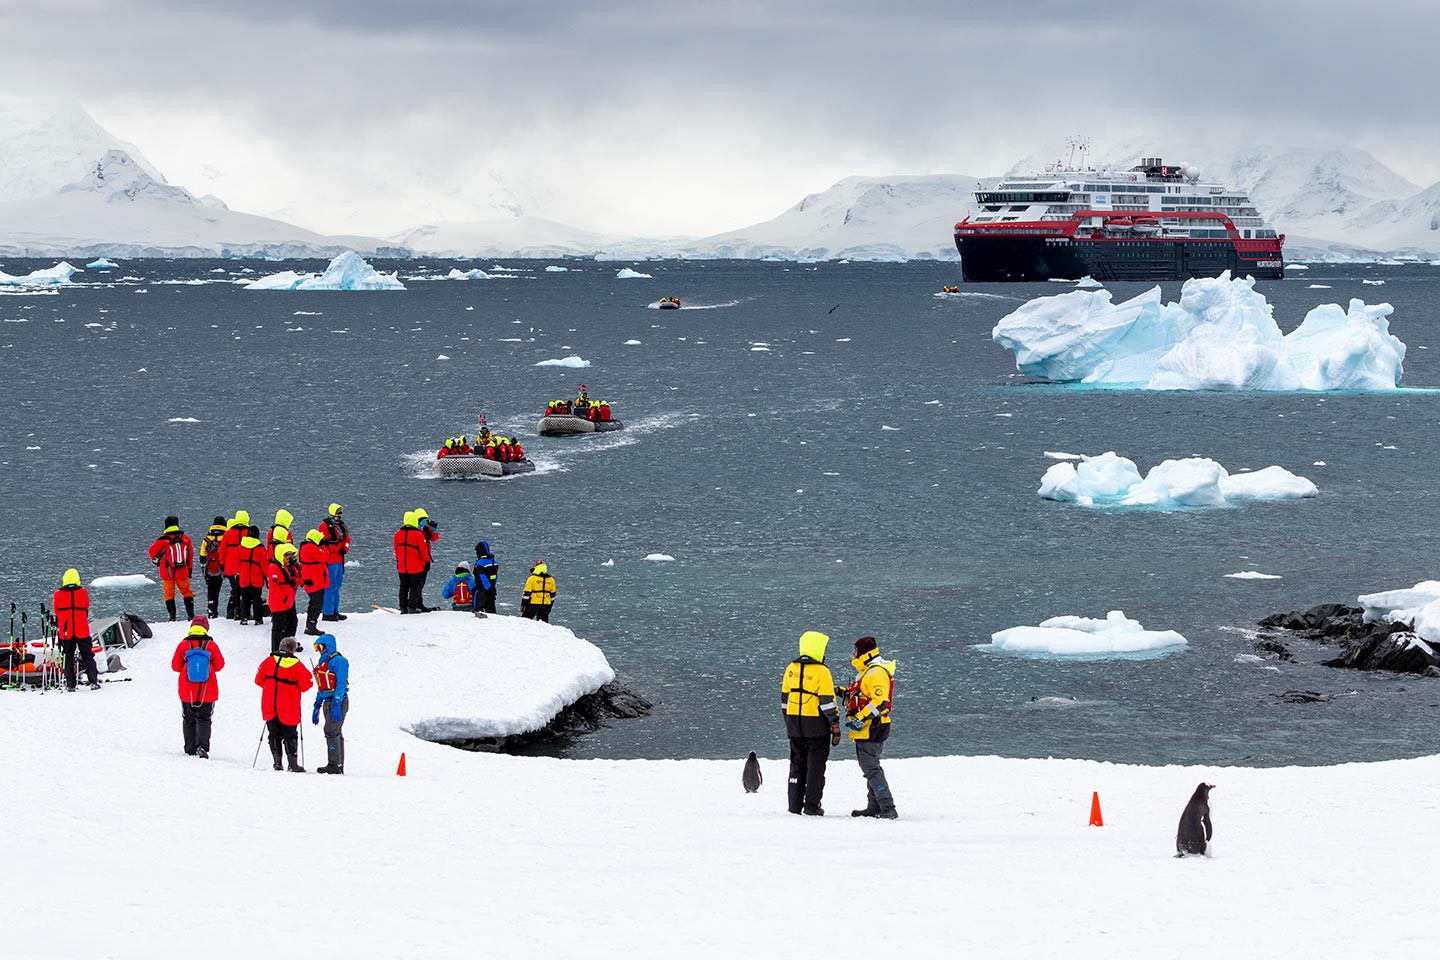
[1088,791,1103,827]
[396,752,407,777]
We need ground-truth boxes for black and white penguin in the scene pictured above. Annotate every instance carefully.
[1175,782,1215,857]
[742,751,763,793]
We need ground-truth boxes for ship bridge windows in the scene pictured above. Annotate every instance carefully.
[983,205,1002,212]
[975,191,1071,204]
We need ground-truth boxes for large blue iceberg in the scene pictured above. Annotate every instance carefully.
[992,272,1405,391]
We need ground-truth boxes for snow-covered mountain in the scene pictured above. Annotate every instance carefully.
[675,175,993,261]
[393,216,669,260]
[0,99,165,202]
[0,150,394,258]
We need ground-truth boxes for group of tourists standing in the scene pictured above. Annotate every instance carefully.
[170,617,350,774]
[148,505,351,653]
[781,632,898,819]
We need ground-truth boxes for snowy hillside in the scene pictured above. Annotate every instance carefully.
[8,611,1440,957]
[675,174,992,261]
[393,215,672,260]
[0,99,165,202]
[0,150,395,258]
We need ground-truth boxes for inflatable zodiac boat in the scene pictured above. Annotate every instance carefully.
[537,396,624,435]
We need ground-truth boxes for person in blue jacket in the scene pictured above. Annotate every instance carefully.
[442,562,478,613]
[473,541,499,615]
[310,634,349,775]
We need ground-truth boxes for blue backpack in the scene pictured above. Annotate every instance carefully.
[184,638,212,684]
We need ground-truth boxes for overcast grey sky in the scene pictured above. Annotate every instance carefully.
[3,0,1437,236]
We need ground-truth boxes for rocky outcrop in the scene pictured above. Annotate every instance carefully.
[436,680,653,754]
[1258,603,1440,676]
[1322,632,1440,674]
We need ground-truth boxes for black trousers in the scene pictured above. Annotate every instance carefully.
[226,575,242,619]
[242,586,265,623]
[304,589,324,628]
[266,717,300,768]
[61,636,98,690]
[270,608,298,653]
[182,701,214,754]
[205,574,224,617]
[477,588,497,614]
[323,696,349,769]
[398,571,426,612]
[787,735,831,814]
[521,603,552,622]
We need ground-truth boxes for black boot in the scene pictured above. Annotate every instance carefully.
[852,807,880,818]
[270,743,283,772]
[802,805,825,816]
[165,599,177,621]
[304,623,323,636]
[285,736,305,773]
[322,613,343,622]
[183,596,195,620]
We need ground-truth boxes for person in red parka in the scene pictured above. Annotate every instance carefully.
[237,526,268,626]
[53,567,99,691]
[393,510,430,614]
[170,617,225,758]
[298,529,330,637]
[220,510,251,620]
[267,543,301,654]
[147,515,195,622]
[255,637,314,772]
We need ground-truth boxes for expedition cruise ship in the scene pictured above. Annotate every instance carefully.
[955,154,1284,282]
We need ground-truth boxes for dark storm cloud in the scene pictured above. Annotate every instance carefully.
[2,0,1437,233]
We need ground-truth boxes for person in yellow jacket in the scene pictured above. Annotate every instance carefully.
[781,630,840,816]
[521,561,557,622]
[842,636,898,819]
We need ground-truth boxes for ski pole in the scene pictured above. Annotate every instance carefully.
[252,726,265,770]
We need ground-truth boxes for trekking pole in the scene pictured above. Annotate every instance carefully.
[299,718,305,769]
[252,726,266,770]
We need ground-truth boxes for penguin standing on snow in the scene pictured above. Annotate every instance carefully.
[742,751,763,793]
[1175,782,1215,857]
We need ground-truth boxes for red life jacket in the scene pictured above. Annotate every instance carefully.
[321,516,350,564]
[53,585,90,640]
[267,559,299,611]
[454,579,474,606]
[314,659,337,693]
[239,544,268,589]
[298,541,330,592]
[255,655,313,725]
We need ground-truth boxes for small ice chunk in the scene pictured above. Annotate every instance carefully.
[436,354,450,360]
[643,553,676,562]
[616,267,653,279]
[91,574,155,589]
[545,265,569,272]
[167,417,201,423]
[535,356,591,368]
[624,339,643,345]
[601,558,615,567]
[1226,571,1283,580]
[85,258,119,269]
[986,610,1187,657]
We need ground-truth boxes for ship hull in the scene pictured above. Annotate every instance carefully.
[957,235,1284,282]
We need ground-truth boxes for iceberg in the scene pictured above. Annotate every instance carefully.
[1357,581,1440,645]
[545,265,569,272]
[246,251,405,291]
[85,258,119,269]
[90,574,154,589]
[992,272,1404,391]
[616,267,652,279]
[0,261,80,286]
[643,553,676,562]
[1038,452,1317,509]
[447,268,489,280]
[535,355,591,368]
[984,610,1188,657]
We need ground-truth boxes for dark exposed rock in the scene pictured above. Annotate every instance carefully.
[1266,690,1329,704]
[1252,636,1294,662]
[1322,631,1440,675]
[435,680,654,754]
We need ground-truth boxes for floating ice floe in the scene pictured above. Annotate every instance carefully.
[545,265,569,272]
[85,258,119,269]
[535,355,591,368]
[167,417,200,423]
[601,558,615,567]
[992,271,1405,390]
[1362,279,1385,285]
[1308,284,1332,289]
[1075,275,1103,288]
[643,553,676,562]
[1038,452,1317,509]
[624,339,643,345]
[447,268,489,280]
[436,354,450,361]
[616,267,653,279]
[0,261,80,286]
[1286,264,1309,270]
[1226,571,1283,580]
[984,610,1188,657]
[91,574,155,589]
[246,252,405,291]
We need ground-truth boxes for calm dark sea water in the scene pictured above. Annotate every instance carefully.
[3,257,1439,764]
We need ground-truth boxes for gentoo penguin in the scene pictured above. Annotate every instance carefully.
[1175,783,1215,857]
[742,751,763,793]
